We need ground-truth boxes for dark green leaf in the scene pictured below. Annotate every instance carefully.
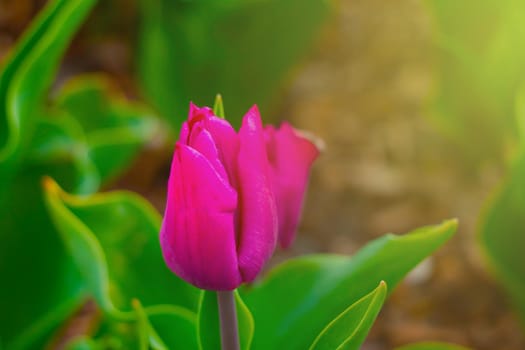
[0,0,97,347]
[0,0,97,189]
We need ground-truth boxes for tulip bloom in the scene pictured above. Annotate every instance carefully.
[160,103,319,290]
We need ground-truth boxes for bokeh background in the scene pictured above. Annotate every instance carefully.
[1,0,525,349]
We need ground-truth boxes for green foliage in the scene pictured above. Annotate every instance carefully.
[242,220,457,350]
[425,0,525,162]
[132,299,168,350]
[43,177,199,315]
[0,0,97,347]
[137,0,332,129]
[44,178,200,349]
[145,305,198,350]
[0,0,160,347]
[309,281,387,350]
[65,337,101,350]
[479,147,525,322]
[0,0,96,187]
[53,76,159,188]
[198,291,254,350]
[43,175,456,349]
[26,74,160,194]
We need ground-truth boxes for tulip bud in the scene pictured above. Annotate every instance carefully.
[160,103,320,290]
[160,103,277,290]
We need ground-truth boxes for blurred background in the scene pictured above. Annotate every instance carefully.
[1,0,525,349]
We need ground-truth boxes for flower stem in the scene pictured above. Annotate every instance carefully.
[217,290,240,350]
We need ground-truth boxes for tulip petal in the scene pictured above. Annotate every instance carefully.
[236,106,277,282]
[188,102,214,124]
[178,121,190,145]
[199,116,239,185]
[160,143,241,290]
[183,103,239,184]
[265,122,320,248]
[189,124,230,183]
[178,102,213,145]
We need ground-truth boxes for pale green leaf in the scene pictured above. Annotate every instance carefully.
[309,281,387,350]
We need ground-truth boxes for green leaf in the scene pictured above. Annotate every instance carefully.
[55,75,160,187]
[25,76,159,195]
[213,94,225,119]
[137,0,332,129]
[395,342,471,350]
[0,0,64,180]
[6,294,87,350]
[479,148,525,321]
[0,0,97,346]
[146,305,198,350]
[63,303,198,350]
[197,290,254,350]
[27,114,101,194]
[0,159,90,350]
[132,299,168,350]
[242,219,457,350]
[43,177,199,316]
[132,300,199,350]
[309,281,387,350]
[0,0,160,344]
[0,0,96,189]
[65,337,101,350]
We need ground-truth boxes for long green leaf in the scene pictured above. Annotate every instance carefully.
[0,0,96,190]
[242,219,457,350]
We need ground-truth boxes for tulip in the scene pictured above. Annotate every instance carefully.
[265,123,321,248]
[160,103,320,291]
[160,103,277,291]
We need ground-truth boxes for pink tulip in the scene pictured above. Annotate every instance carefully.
[160,103,319,290]
[265,123,320,248]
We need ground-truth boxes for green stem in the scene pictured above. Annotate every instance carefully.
[217,290,240,350]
